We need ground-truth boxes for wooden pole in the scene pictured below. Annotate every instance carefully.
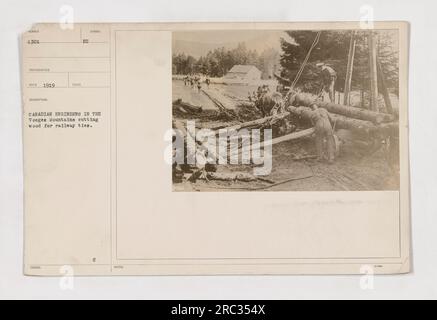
[376,57,394,114]
[263,127,315,147]
[368,31,379,111]
[343,31,356,105]
[230,127,315,158]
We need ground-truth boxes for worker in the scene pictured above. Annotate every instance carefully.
[317,63,337,102]
[205,77,210,88]
[310,103,336,163]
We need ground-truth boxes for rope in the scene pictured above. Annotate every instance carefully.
[289,31,322,91]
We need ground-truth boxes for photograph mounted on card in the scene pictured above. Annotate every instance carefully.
[22,22,410,275]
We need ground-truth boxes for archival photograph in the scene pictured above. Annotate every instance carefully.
[171,29,400,191]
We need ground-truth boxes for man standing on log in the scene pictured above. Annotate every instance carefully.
[310,104,336,163]
[317,63,337,102]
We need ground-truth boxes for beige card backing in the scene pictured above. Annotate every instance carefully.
[22,22,410,275]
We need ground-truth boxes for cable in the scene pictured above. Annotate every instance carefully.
[290,31,322,91]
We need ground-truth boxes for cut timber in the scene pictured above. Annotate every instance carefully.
[265,127,315,147]
[173,98,203,113]
[173,105,188,113]
[219,111,290,132]
[201,88,237,110]
[289,105,376,135]
[173,120,227,165]
[344,31,356,105]
[206,172,259,182]
[231,127,315,158]
[288,105,398,137]
[330,114,376,135]
[292,93,394,124]
[201,88,236,120]
[208,110,289,132]
[376,58,394,114]
[368,31,379,111]
[237,101,258,108]
[200,111,291,142]
[377,122,399,136]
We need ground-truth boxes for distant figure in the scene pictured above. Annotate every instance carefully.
[310,104,336,163]
[205,78,210,88]
[197,81,202,92]
[317,63,337,102]
[256,85,270,100]
[254,85,284,117]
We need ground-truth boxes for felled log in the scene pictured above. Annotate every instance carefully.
[230,127,315,159]
[205,111,290,137]
[292,93,395,124]
[220,111,290,132]
[200,89,237,121]
[237,101,257,108]
[201,88,237,110]
[173,104,188,113]
[288,105,377,136]
[264,127,315,147]
[377,122,399,136]
[173,98,203,113]
[206,172,259,182]
[173,120,227,164]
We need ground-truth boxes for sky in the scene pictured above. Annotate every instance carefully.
[172,30,293,57]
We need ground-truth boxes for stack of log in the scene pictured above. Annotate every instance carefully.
[172,91,400,184]
[289,93,399,137]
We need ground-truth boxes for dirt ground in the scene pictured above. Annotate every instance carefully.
[173,137,399,192]
[172,80,400,192]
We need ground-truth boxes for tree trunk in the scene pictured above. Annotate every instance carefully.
[376,58,394,114]
[368,31,379,111]
[201,87,237,110]
[222,111,290,131]
[292,92,394,124]
[230,127,315,159]
[344,31,356,105]
[288,106,378,136]
[288,105,398,137]
[265,127,315,146]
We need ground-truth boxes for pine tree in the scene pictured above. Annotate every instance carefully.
[279,30,399,96]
